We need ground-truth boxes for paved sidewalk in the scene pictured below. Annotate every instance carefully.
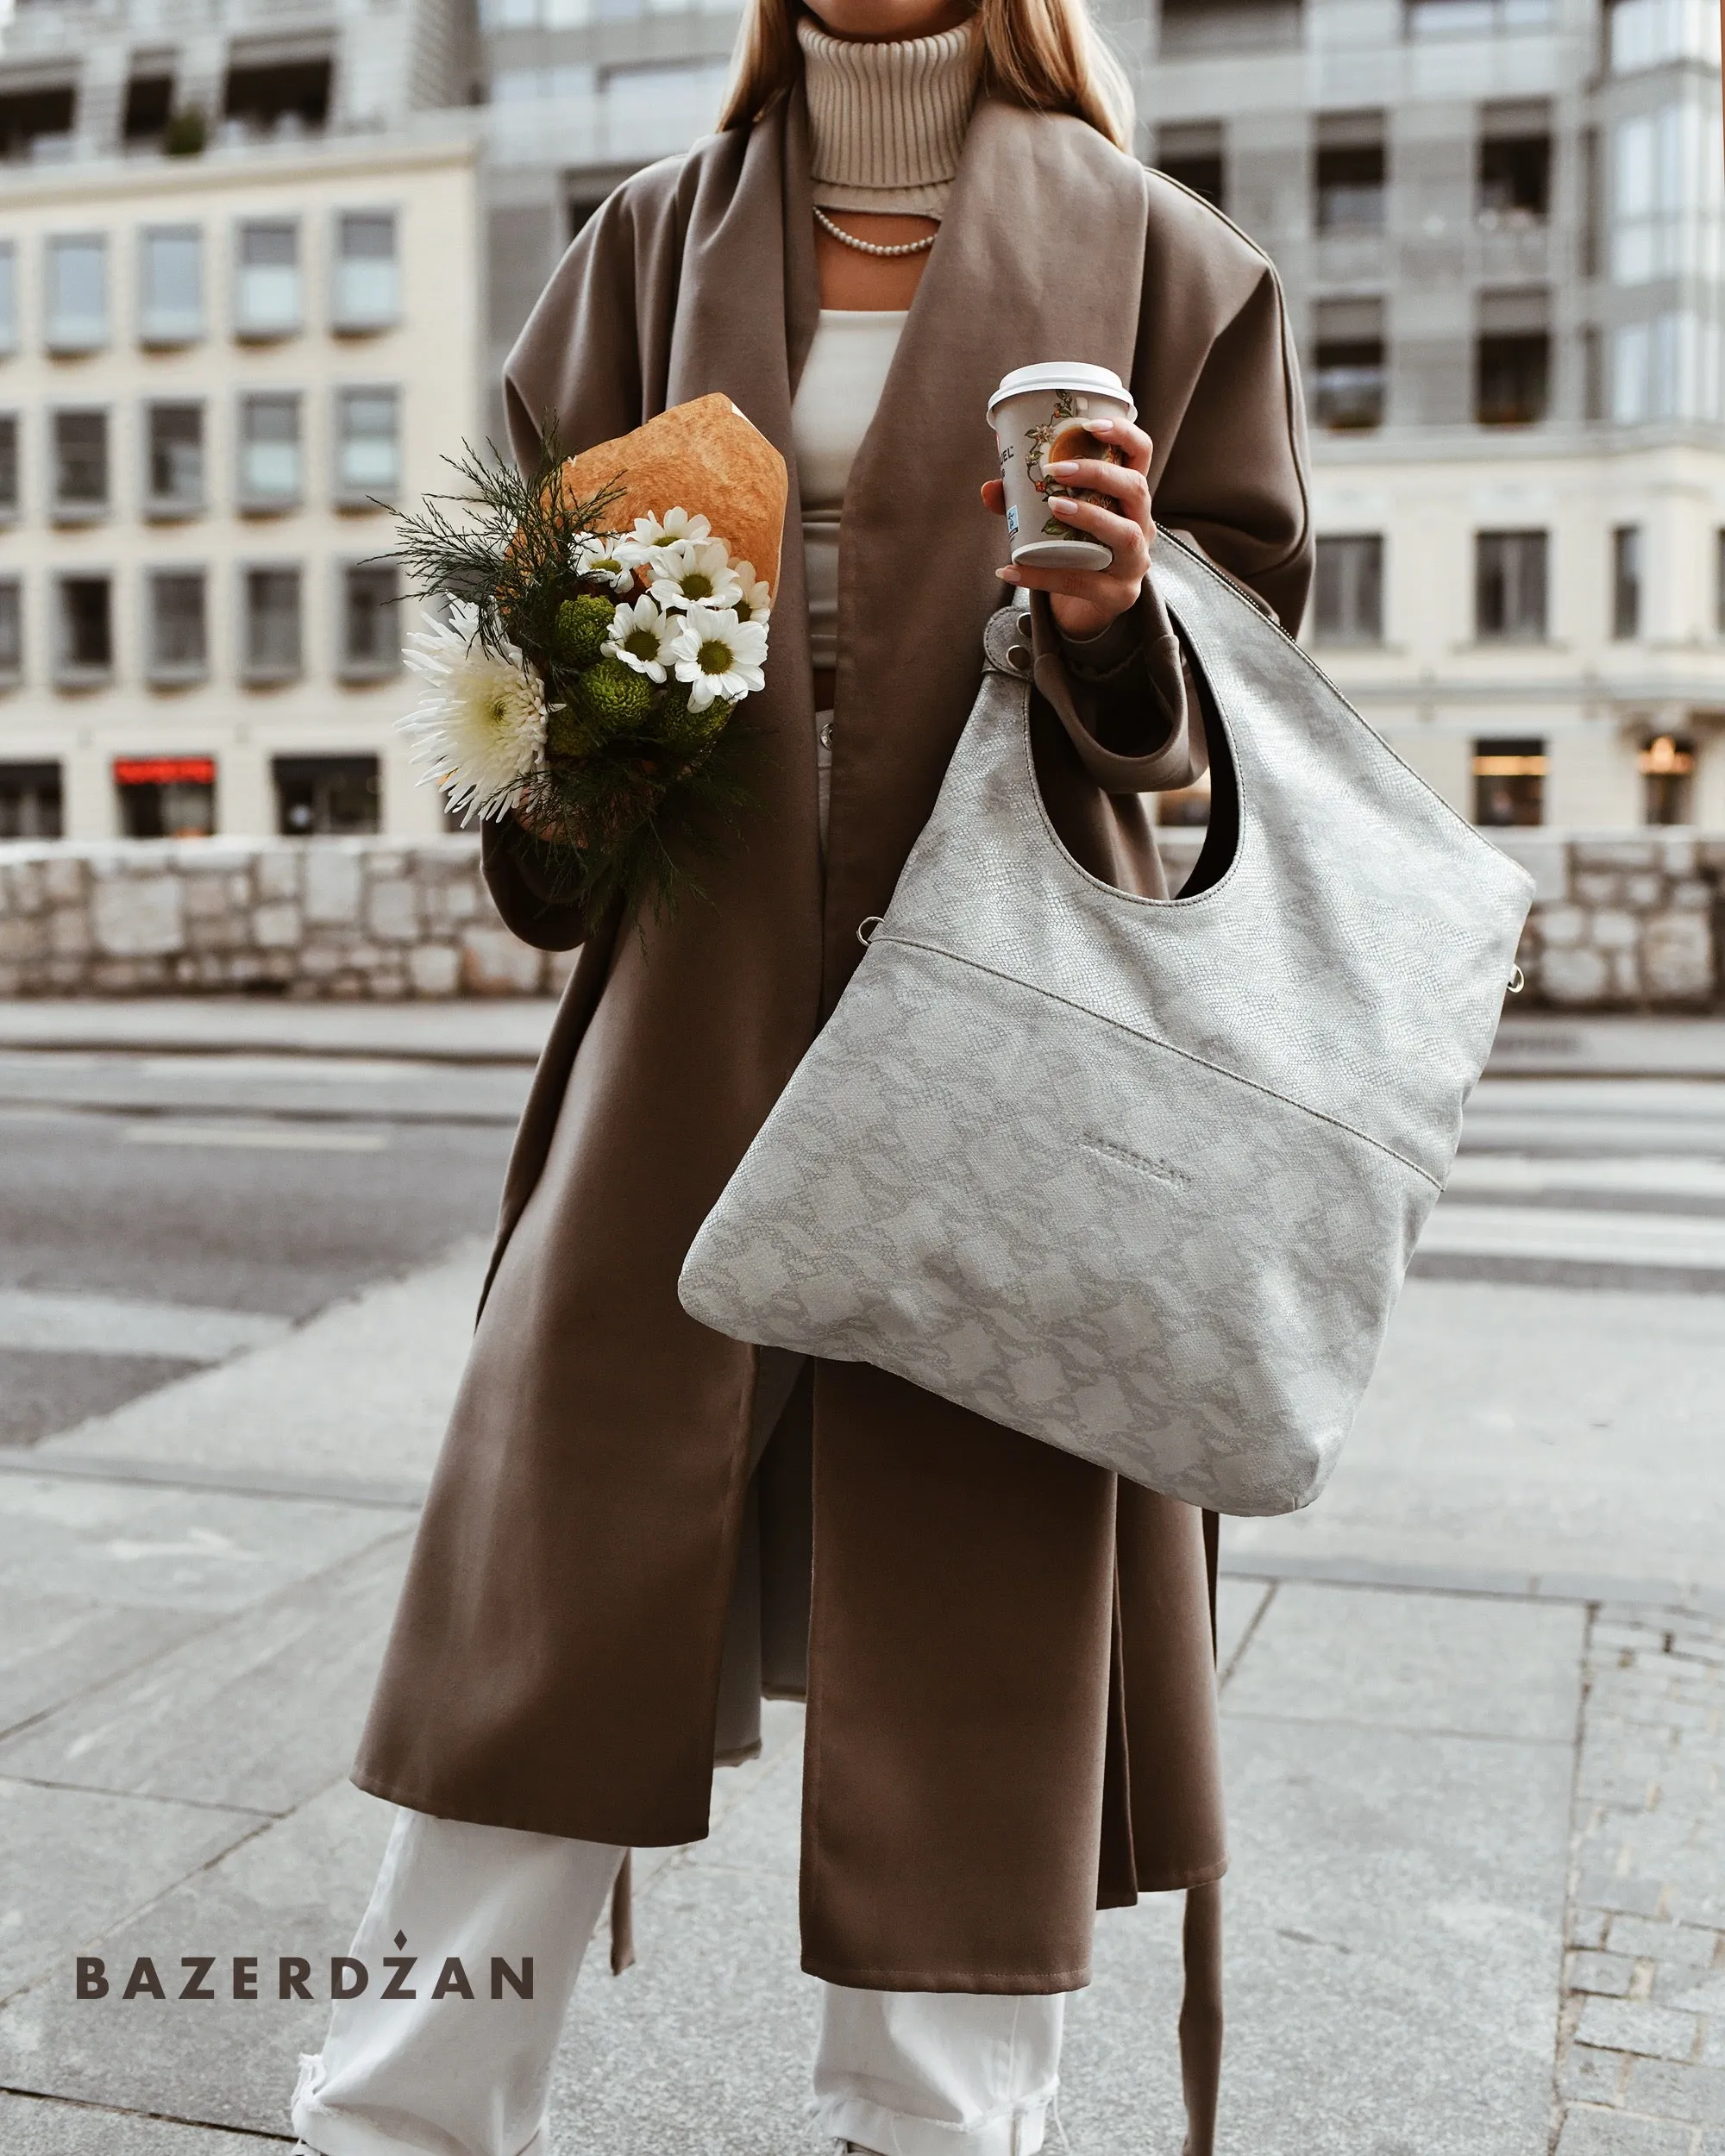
[0,1244,1718,2153]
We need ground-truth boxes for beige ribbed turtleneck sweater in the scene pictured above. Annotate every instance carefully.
[797,16,981,220]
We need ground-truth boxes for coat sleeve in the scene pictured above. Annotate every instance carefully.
[485,159,691,949]
[1029,241,1311,798]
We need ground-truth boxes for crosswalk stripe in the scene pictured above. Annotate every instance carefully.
[0,1289,291,1363]
[1419,1205,1725,1271]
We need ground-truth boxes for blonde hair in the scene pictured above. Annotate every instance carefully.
[718,0,1134,153]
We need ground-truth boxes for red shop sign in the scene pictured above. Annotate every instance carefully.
[113,757,216,787]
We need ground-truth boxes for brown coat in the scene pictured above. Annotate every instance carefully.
[354,88,1310,2006]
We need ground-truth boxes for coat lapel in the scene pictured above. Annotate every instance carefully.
[823,99,1151,1006]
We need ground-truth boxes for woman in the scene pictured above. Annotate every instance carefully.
[292,0,1309,2148]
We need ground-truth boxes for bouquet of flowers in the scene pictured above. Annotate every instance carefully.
[392,395,787,923]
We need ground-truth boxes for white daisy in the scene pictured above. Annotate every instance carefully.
[649,539,743,614]
[731,561,773,624]
[572,532,647,594]
[632,505,712,554]
[669,605,768,713]
[399,600,547,824]
[605,594,679,684]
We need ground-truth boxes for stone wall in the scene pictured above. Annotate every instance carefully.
[0,830,1722,1006]
[0,838,575,1000]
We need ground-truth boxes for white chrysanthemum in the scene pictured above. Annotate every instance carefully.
[605,594,679,683]
[649,539,743,614]
[572,532,647,594]
[669,605,768,713]
[399,600,547,824]
[731,561,773,624]
[632,505,712,554]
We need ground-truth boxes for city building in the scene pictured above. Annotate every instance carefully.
[1101,0,1725,828]
[0,0,481,842]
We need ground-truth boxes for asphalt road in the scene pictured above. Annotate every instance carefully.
[0,1050,524,1446]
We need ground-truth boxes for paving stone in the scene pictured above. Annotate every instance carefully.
[1192,1704,1572,2156]
[0,1590,204,1741]
[0,1472,402,1615]
[1571,1950,1638,1996]
[1627,2061,1725,2126]
[0,1775,394,2136]
[1611,1918,1721,1966]
[0,1776,260,1999]
[0,2092,269,2155]
[1556,2109,1695,2154]
[1575,1997,1702,2062]
[1560,2044,1630,2103]
[1214,1576,1271,1679]
[1220,1581,1584,1742]
[0,1532,410,1814]
[1571,1909,1611,1949]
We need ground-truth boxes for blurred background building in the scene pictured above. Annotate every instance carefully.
[0,0,1720,839]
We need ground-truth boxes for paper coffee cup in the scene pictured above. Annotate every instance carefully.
[986,363,1137,572]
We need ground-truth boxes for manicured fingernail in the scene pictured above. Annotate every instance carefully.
[1046,461,1078,478]
[1091,417,1116,431]
[996,566,1021,582]
[1050,498,1078,516]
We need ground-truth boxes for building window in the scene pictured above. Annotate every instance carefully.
[1611,526,1642,641]
[239,394,301,511]
[223,56,331,142]
[0,761,60,837]
[1640,734,1695,824]
[52,410,108,520]
[235,221,301,340]
[1315,132,1386,234]
[1313,298,1386,430]
[147,404,204,517]
[148,571,207,684]
[1476,530,1548,641]
[342,563,401,678]
[0,414,16,521]
[0,579,21,684]
[1477,330,1550,424]
[1312,536,1384,643]
[56,574,113,685]
[1472,738,1546,826]
[0,242,16,355]
[1612,316,1680,425]
[273,754,381,835]
[1156,122,1226,210]
[243,567,302,682]
[140,226,203,347]
[123,73,173,147]
[115,755,216,838]
[0,84,74,164]
[46,236,108,354]
[334,213,398,331]
[1478,131,1550,226]
[335,388,399,504]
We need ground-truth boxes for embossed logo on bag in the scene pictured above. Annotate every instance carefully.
[1081,1137,1190,1188]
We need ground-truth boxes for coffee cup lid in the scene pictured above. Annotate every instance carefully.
[986,363,1137,425]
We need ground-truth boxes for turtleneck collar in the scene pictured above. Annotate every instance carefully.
[797,14,981,221]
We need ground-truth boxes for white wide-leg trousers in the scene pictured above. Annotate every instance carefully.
[292,1808,1063,2156]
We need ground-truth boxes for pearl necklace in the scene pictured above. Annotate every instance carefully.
[813,205,937,258]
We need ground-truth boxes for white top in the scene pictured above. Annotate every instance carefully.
[791,307,908,673]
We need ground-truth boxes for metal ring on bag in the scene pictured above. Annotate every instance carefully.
[856,915,884,948]
[1508,964,1525,993]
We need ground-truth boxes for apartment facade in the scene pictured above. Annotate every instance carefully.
[1101,0,1725,829]
[0,0,481,843]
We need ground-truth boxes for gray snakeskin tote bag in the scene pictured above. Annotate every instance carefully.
[679,533,1534,1516]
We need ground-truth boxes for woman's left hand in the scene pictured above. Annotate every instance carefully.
[979,414,1156,640]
